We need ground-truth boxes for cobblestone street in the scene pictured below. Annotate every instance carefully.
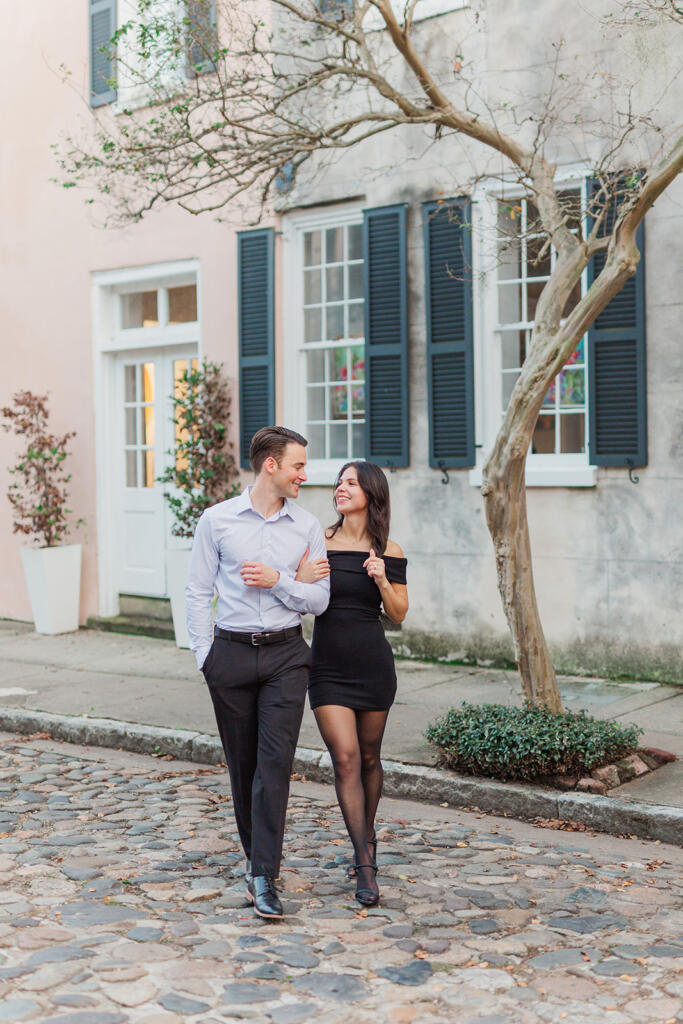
[0,733,681,1024]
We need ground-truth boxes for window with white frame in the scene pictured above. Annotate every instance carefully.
[299,219,366,462]
[496,186,587,458]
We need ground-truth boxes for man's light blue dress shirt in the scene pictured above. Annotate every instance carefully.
[186,487,330,670]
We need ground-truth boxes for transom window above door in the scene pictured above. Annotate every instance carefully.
[301,221,366,462]
[120,283,198,330]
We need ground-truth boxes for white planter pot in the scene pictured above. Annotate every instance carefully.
[166,548,192,649]
[20,544,82,635]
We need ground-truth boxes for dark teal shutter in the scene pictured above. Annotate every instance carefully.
[90,0,117,107]
[587,179,647,467]
[363,204,409,468]
[186,0,217,75]
[423,198,474,469]
[238,229,275,469]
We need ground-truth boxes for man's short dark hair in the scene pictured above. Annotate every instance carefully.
[250,426,308,474]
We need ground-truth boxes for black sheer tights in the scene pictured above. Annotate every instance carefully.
[313,705,389,896]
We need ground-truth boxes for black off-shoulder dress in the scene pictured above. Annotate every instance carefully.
[308,550,408,712]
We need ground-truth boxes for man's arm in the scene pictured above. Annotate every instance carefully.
[185,511,219,670]
[270,519,330,615]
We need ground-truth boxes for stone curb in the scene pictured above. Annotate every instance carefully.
[0,706,681,846]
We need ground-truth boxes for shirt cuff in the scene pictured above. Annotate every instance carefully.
[196,646,212,672]
[270,571,293,600]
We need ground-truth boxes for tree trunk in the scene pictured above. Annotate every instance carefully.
[482,450,563,713]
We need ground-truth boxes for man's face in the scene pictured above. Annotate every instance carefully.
[269,443,308,499]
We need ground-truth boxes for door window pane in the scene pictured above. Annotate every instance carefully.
[125,408,137,445]
[141,405,155,446]
[168,285,197,324]
[143,449,155,488]
[121,291,158,329]
[142,362,154,402]
[126,450,138,487]
[124,365,137,402]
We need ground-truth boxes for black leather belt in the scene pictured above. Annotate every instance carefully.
[214,625,302,647]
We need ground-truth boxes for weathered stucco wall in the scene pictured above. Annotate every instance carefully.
[290,1,683,682]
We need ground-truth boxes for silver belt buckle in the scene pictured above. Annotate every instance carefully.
[251,632,262,646]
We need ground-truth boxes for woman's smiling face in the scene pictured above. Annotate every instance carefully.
[335,467,368,514]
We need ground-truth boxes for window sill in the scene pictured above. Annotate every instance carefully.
[468,465,597,488]
[301,462,340,487]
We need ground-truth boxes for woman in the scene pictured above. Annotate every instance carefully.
[296,461,408,906]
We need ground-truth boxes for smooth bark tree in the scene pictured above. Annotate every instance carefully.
[57,0,683,711]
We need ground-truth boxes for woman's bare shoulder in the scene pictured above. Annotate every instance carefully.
[384,539,404,557]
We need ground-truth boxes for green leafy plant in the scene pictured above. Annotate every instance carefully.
[157,359,240,539]
[1,391,83,547]
[425,702,643,783]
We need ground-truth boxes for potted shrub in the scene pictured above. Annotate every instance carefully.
[157,359,240,648]
[2,391,84,634]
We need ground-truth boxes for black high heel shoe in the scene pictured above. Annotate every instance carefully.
[346,833,377,880]
[354,863,379,907]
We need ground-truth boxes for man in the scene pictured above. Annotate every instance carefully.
[186,426,330,919]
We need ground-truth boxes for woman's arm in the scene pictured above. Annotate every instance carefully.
[363,541,409,624]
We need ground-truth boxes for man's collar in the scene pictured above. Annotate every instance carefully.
[237,486,295,520]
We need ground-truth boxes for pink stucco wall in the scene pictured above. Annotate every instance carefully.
[1,2,248,623]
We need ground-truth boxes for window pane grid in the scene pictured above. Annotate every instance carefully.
[496,189,587,456]
[123,362,155,488]
[301,222,365,460]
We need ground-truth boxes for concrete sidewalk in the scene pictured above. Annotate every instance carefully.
[0,618,680,813]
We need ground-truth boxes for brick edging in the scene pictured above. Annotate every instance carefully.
[0,707,680,846]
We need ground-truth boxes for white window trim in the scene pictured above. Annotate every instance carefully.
[469,168,597,488]
[282,203,365,487]
[114,0,193,113]
[91,258,202,615]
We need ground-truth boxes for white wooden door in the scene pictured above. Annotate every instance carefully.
[116,347,197,596]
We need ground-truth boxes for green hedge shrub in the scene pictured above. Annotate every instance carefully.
[425,702,643,783]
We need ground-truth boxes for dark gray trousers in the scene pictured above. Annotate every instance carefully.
[202,633,312,878]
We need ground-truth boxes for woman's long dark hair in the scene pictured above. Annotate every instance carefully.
[328,461,390,555]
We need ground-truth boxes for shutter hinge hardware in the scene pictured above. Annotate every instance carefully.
[385,460,396,474]
[437,460,450,485]
[625,458,640,485]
